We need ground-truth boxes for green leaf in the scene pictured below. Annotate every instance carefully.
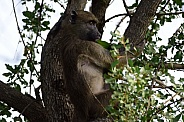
[105,77,116,83]
[111,60,119,68]
[172,113,181,122]
[174,51,183,61]
[166,17,171,22]
[127,3,138,9]
[13,117,22,122]
[178,33,184,40]
[27,60,34,72]
[23,69,29,74]
[42,21,50,30]
[97,40,111,49]
[0,103,11,117]
[0,118,6,122]
[14,84,21,91]
[22,11,34,19]
[174,0,182,6]
[42,21,50,27]
[158,119,164,122]
[35,2,40,10]
[110,31,116,37]
[22,18,30,23]
[128,59,133,67]
[2,72,11,77]
[5,64,14,72]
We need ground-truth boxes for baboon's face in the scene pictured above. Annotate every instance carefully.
[78,20,101,41]
[68,11,101,41]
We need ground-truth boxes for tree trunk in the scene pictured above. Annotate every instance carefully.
[40,1,87,121]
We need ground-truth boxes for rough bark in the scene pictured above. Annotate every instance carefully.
[65,0,87,14]
[91,0,111,34]
[0,81,47,122]
[124,0,162,46]
[40,0,87,121]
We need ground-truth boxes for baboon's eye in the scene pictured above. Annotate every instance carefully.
[88,20,96,25]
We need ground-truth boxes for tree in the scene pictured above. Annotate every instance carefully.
[0,0,184,121]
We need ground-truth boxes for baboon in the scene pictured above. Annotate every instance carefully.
[59,10,113,121]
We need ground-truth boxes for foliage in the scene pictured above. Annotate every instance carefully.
[1,0,184,121]
[102,0,184,121]
[105,32,184,121]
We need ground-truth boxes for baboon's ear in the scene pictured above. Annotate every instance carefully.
[70,10,78,24]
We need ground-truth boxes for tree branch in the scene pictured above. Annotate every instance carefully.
[124,0,162,46]
[105,13,128,23]
[122,0,131,16]
[91,0,111,34]
[0,81,47,122]
[105,11,184,23]
[65,0,87,14]
[165,62,184,69]
[156,11,184,16]
[153,98,183,116]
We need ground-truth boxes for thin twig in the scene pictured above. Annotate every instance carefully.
[151,98,183,119]
[165,62,184,70]
[152,85,173,89]
[122,0,130,16]
[157,11,184,16]
[109,0,115,5]
[105,11,183,23]
[11,0,26,47]
[163,92,180,104]
[34,0,44,44]
[105,13,128,23]
[11,0,39,78]
[57,1,66,10]
[154,79,177,93]
[110,16,127,43]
